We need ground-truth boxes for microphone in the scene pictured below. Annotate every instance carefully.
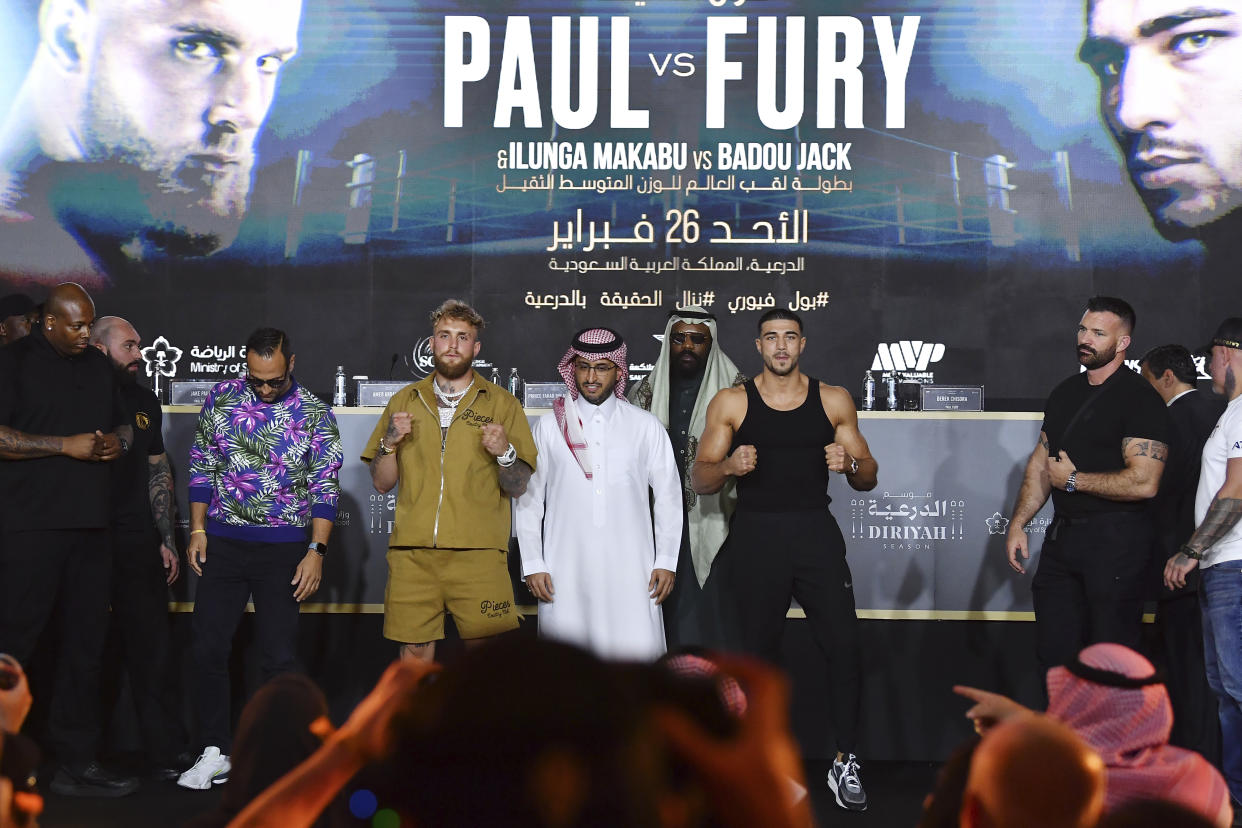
[388,353,399,380]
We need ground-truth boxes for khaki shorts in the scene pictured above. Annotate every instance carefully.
[383,547,519,643]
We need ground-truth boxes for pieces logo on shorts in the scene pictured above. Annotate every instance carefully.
[480,598,512,618]
[135,411,151,430]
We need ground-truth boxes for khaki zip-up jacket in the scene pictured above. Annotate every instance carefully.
[362,371,537,550]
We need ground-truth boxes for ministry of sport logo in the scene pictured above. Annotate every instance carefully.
[140,335,182,382]
[871,340,945,373]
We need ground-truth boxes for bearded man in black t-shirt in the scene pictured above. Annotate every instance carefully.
[1006,296,1169,673]
[91,316,190,780]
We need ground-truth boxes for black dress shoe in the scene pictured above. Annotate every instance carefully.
[48,761,140,798]
[149,751,198,781]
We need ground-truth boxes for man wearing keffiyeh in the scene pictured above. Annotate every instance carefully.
[631,307,746,648]
[514,327,683,660]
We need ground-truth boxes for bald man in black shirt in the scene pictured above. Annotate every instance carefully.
[0,283,138,796]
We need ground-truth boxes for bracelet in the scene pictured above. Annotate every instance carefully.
[191,529,206,536]
[1179,544,1206,561]
[497,443,517,468]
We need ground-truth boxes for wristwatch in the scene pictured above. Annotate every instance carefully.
[308,542,327,557]
[1179,544,1205,561]
[497,443,517,467]
[377,438,394,456]
[1064,471,1078,493]
[847,456,859,476]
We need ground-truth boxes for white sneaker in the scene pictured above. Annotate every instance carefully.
[827,753,867,811]
[176,747,230,790]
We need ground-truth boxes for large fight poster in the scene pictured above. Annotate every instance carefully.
[2,0,1235,405]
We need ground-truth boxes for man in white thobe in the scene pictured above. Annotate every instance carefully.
[515,327,683,660]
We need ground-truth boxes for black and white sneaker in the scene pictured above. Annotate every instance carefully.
[827,753,867,811]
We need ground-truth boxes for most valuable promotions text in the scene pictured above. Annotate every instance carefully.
[443,15,920,130]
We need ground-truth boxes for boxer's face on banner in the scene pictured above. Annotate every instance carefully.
[77,0,302,250]
[1083,0,1242,238]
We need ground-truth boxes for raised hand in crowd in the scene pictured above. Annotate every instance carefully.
[655,655,813,828]
[226,659,439,828]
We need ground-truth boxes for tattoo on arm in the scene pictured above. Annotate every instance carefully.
[0,425,62,459]
[1039,433,1049,451]
[1188,497,1242,554]
[148,455,175,548]
[499,459,533,497]
[117,424,134,445]
[1122,437,1168,463]
[385,418,399,441]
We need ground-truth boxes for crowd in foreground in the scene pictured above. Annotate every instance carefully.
[1,635,1229,828]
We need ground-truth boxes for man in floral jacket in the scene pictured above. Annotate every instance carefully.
[178,327,342,790]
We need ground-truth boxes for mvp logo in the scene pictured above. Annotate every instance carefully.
[872,341,945,372]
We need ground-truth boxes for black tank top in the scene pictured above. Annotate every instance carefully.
[731,378,835,512]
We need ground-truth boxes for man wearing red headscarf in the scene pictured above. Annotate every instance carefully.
[514,327,682,660]
[956,642,1231,827]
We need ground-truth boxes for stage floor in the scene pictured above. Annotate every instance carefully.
[37,758,940,827]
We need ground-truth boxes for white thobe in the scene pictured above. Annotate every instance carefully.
[515,394,683,660]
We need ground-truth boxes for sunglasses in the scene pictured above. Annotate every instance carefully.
[247,373,289,391]
[670,331,710,346]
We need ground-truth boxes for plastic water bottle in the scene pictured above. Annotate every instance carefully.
[885,372,898,411]
[508,368,522,398]
[861,371,875,411]
[490,366,501,386]
[333,366,347,406]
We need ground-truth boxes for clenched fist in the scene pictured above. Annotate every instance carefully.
[481,422,510,457]
[726,445,758,477]
[824,443,853,474]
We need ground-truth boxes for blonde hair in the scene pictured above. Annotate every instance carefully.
[429,299,485,331]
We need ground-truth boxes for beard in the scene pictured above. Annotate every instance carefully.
[82,92,252,256]
[577,377,616,404]
[764,353,797,376]
[113,360,141,386]
[1220,364,1237,398]
[434,352,472,380]
[1077,342,1117,370]
[672,349,705,379]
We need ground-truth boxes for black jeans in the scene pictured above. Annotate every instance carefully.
[0,529,111,764]
[111,527,186,761]
[1031,511,1151,674]
[717,508,861,753]
[190,535,304,753]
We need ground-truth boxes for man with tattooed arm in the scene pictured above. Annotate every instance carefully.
[0,282,139,796]
[1006,296,1168,674]
[363,300,536,664]
[90,316,190,780]
[1164,317,1242,806]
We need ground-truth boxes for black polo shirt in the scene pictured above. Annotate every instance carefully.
[0,326,126,532]
[111,382,165,533]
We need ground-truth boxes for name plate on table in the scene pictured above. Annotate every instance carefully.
[356,380,411,407]
[523,382,564,409]
[921,385,984,411]
[169,381,218,406]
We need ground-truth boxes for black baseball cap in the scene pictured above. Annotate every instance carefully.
[0,294,35,320]
[1199,318,1242,358]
